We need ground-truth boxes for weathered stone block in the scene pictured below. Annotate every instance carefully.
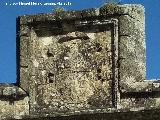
[26,19,118,116]
[1,3,160,120]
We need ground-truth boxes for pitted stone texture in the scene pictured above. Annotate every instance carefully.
[28,23,115,115]
[119,15,145,36]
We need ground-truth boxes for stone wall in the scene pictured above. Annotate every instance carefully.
[0,3,160,120]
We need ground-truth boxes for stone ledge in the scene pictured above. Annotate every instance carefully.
[0,84,28,101]
[18,4,144,25]
[8,109,160,120]
[120,80,160,93]
[0,84,29,120]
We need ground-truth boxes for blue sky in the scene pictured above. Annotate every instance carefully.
[0,0,159,83]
